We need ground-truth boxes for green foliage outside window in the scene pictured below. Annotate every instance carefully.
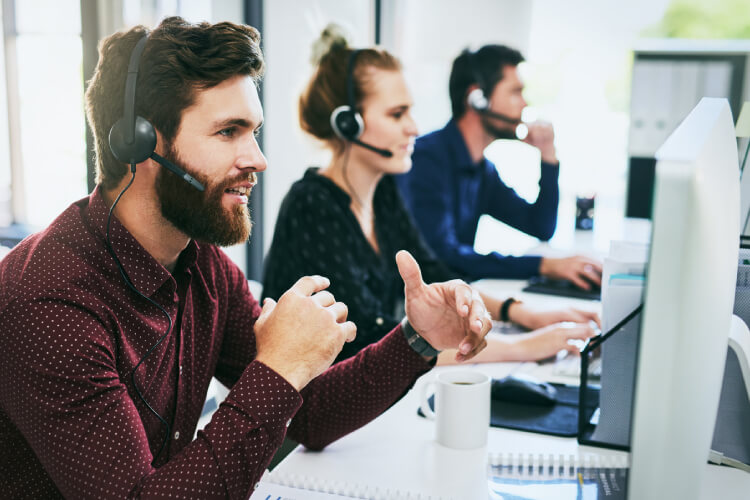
[644,0,750,39]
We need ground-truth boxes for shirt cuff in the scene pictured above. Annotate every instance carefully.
[391,323,438,368]
[227,360,303,439]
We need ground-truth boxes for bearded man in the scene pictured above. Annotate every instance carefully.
[0,17,491,499]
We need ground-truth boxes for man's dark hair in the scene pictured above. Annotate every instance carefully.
[85,16,265,190]
[449,44,524,119]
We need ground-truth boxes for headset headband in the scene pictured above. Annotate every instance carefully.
[346,49,361,112]
[122,35,149,146]
[469,50,488,95]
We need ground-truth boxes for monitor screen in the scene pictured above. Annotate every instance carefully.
[627,97,740,498]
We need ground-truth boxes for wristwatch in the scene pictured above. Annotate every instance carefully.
[401,318,440,357]
[500,297,521,323]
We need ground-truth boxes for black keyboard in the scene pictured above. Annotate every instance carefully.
[522,276,601,301]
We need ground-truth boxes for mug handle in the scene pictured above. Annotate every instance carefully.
[420,380,436,420]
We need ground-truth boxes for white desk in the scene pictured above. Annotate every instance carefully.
[271,278,750,499]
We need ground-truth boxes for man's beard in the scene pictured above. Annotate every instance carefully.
[155,146,254,247]
[480,115,520,141]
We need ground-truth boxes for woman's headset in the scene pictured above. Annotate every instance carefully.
[329,49,392,158]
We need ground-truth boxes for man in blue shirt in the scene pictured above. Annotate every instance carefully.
[396,44,601,289]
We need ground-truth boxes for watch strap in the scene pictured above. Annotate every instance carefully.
[500,297,520,323]
[401,318,440,357]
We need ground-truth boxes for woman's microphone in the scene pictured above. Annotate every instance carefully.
[350,138,393,158]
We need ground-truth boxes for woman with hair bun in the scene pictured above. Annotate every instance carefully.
[263,25,599,364]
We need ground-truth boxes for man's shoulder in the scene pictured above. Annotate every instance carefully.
[415,125,451,155]
[412,124,458,174]
[0,202,108,309]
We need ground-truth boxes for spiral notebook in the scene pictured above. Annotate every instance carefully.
[250,453,629,500]
[487,452,629,500]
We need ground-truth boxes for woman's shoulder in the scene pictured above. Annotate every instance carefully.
[276,168,353,230]
[284,167,346,206]
[279,169,331,212]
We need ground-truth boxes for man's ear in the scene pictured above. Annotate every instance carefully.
[154,128,168,156]
[145,128,171,171]
[139,128,164,177]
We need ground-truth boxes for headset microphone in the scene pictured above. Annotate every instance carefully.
[467,88,522,126]
[150,152,206,191]
[466,51,528,140]
[350,138,393,158]
[467,87,528,141]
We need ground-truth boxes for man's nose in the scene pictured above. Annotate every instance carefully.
[237,136,267,172]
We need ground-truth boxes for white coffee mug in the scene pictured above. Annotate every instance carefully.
[420,370,490,449]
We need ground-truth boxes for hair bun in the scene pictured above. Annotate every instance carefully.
[310,23,350,65]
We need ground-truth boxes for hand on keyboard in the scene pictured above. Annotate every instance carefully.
[538,256,603,291]
[523,276,602,301]
[508,322,598,361]
[512,305,601,331]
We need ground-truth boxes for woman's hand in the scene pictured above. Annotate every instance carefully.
[509,303,600,331]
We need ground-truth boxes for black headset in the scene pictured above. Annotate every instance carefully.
[108,34,205,191]
[104,34,183,467]
[329,49,392,158]
[465,50,521,126]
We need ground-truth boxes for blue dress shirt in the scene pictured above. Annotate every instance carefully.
[395,119,560,280]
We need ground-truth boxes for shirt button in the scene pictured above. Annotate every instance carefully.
[179,365,183,375]
[286,419,292,427]
[254,482,260,490]
[174,431,180,440]
[375,317,384,326]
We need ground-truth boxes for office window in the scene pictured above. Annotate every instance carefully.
[121,0,212,28]
[2,0,86,228]
[0,6,12,226]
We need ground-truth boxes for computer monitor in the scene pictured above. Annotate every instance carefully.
[628,97,740,498]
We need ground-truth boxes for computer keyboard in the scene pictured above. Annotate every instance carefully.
[523,276,601,301]
[552,355,602,379]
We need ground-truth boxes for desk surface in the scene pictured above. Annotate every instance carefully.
[272,276,750,499]
[273,365,749,499]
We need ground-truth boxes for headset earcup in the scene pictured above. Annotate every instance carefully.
[108,115,158,164]
[330,105,364,140]
[467,88,489,112]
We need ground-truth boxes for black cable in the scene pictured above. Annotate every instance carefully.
[105,165,173,466]
[340,143,365,210]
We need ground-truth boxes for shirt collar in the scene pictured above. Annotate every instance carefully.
[443,118,485,172]
[85,185,199,297]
